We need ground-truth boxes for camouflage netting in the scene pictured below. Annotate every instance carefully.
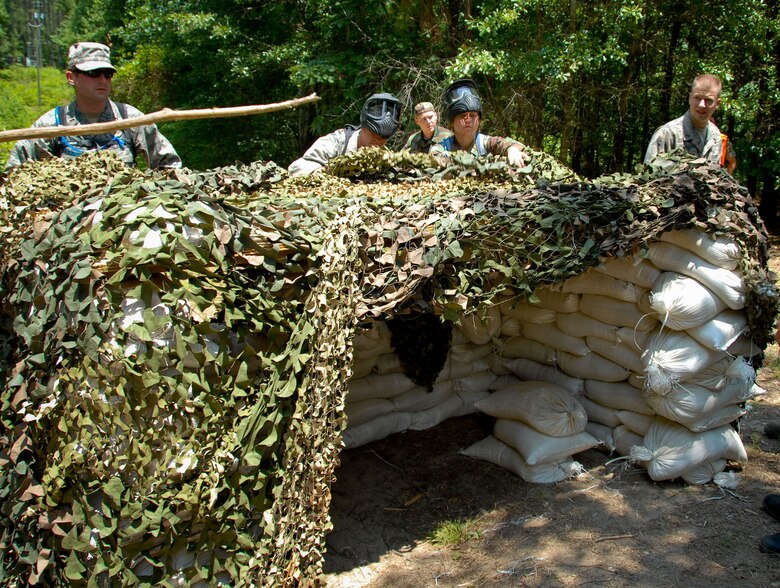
[0,148,777,586]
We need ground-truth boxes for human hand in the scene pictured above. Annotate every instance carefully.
[507,144,526,167]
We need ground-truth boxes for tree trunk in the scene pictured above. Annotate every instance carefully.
[559,0,578,165]
[659,19,682,124]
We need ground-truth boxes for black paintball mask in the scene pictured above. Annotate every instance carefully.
[360,93,402,139]
[443,79,483,124]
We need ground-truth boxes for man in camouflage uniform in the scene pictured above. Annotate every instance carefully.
[288,93,402,176]
[430,79,528,166]
[643,74,724,166]
[5,42,181,171]
[403,101,451,154]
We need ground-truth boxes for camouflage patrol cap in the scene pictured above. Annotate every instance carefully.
[413,102,435,116]
[67,42,116,72]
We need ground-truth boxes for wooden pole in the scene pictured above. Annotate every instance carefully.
[0,93,320,143]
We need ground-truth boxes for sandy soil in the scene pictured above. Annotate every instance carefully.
[322,244,780,588]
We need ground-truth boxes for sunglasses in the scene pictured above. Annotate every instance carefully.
[77,69,115,79]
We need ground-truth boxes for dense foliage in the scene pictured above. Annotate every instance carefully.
[0,1,778,218]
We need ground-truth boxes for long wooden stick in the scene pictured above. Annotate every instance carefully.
[0,93,320,143]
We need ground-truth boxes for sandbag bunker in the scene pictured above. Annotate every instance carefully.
[1,149,776,586]
[346,229,760,484]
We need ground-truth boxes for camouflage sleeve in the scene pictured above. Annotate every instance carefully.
[483,135,522,156]
[643,122,681,165]
[428,140,450,166]
[123,104,182,169]
[287,129,347,176]
[4,110,60,172]
[403,132,417,151]
[643,129,667,164]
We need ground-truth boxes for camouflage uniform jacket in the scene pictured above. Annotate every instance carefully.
[643,111,723,165]
[288,126,360,176]
[403,125,453,154]
[429,132,522,162]
[5,100,182,171]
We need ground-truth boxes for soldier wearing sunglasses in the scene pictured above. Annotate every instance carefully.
[5,42,181,171]
[644,74,725,167]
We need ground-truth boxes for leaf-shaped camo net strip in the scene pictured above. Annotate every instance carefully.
[0,148,776,586]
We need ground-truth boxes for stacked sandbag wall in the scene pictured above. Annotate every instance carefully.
[345,228,757,484]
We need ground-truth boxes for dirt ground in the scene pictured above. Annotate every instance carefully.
[322,243,780,588]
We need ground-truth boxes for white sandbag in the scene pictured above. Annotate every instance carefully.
[497,297,557,323]
[502,358,585,396]
[342,412,412,449]
[452,371,499,395]
[649,272,727,330]
[683,355,755,390]
[556,312,620,341]
[372,352,404,374]
[499,318,522,338]
[646,241,746,310]
[614,425,645,460]
[726,335,760,357]
[474,381,587,437]
[345,398,394,428]
[437,358,491,383]
[451,327,470,345]
[684,405,746,433]
[453,389,492,416]
[680,458,728,485]
[594,254,662,289]
[498,336,557,364]
[642,330,727,393]
[458,305,502,345]
[532,286,581,313]
[392,380,454,413]
[643,379,753,428]
[347,371,417,403]
[484,353,513,376]
[659,229,741,271]
[521,322,591,356]
[409,394,465,431]
[493,419,599,465]
[353,321,393,358]
[580,294,659,331]
[581,397,621,427]
[450,342,494,364]
[557,351,630,383]
[630,419,747,481]
[351,355,377,379]
[616,411,655,436]
[586,422,617,452]
[585,380,654,414]
[627,372,646,390]
[636,290,655,315]
[615,326,653,351]
[561,269,643,302]
[460,436,583,483]
[586,336,644,374]
[490,374,523,390]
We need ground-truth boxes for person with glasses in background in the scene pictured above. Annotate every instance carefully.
[430,79,528,167]
[5,42,181,171]
[288,93,402,176]
[643,74,725,167]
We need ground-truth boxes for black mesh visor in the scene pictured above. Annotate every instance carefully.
[447,84,477,101]
[448,92,481,114]
[365,100,401,119]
